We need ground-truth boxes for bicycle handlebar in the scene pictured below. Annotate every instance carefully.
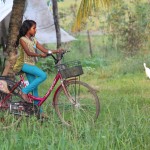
[47,50,70,64]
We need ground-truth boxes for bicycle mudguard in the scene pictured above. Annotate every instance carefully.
[0,80,10,93]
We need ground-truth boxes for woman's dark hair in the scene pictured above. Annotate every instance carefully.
[15,20,36,47]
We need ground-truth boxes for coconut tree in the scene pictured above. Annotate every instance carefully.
[72,0,112,32]
[52,0,61,49]
[2,0,61,78]
[2,0,26,79]
[1,0,112,78]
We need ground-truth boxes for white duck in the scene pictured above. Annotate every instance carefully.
[143,63,150,79]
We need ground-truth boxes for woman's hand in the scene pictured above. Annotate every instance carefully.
[47,48,65,54]
[40,53,47,58]
[57,48,64,53]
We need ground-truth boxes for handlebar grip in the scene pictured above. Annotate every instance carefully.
[46,50,70,64]
[47,53,52,56]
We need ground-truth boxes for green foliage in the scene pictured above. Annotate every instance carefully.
[106,1,150,56]
[82,57,108,68]
[134,3,150,48]
[57,0,64,2]
[59,1,79,31]
[37,58,56,73]
[1,2,150,149]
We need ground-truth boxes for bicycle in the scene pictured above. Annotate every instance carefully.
[0,51,100,129]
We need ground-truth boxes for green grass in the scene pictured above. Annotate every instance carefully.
[0,69,149,149]
[0,1,149,149]
[1,33,150,149]
[11,32,149,149]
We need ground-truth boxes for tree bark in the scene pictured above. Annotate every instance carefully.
[2,0,26,79]
[87,30,93,57]
[52,0,61,49]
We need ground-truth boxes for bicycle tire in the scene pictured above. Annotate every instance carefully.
[0,78,23,129]
[53,80,100,126]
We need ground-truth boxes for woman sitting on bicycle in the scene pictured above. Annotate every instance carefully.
[13,20,63,110]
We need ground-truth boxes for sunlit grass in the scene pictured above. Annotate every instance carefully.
[0,0,149,149]
[0,68,149,149]
[1,17,150,150]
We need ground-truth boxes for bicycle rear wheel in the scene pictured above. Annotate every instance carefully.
[54,80,100,126]
[0,78,23,129]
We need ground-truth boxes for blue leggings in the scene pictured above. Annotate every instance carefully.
[21,64,47,112]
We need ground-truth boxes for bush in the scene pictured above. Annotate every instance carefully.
[37,58,55,73]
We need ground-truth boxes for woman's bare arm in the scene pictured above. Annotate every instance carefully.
[20,39,41,57]
[36,41,62,54]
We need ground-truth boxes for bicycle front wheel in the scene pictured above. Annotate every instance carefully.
[0,78,23,129]
[54,80,100,126]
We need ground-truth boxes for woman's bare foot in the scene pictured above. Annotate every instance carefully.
[21,93,31,103]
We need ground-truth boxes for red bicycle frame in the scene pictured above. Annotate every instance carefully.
[27,72,63,106]
[0,51,79,108]
[0,72,77,110]
[0,71,77,108]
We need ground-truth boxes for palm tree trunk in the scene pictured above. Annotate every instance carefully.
[52,0,61,63]
[2,0,26,79]
[52,0,61,49]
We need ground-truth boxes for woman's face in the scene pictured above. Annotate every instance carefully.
[28,24,36,36]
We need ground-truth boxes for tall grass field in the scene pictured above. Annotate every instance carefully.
[0,33,150,149]
[0,0,150,149]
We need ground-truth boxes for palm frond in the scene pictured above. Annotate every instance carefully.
[72,0,111,32]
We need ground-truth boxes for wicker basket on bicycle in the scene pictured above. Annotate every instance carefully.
[55,60,83,79]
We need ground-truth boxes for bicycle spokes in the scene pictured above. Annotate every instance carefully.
[54,80,100,126]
